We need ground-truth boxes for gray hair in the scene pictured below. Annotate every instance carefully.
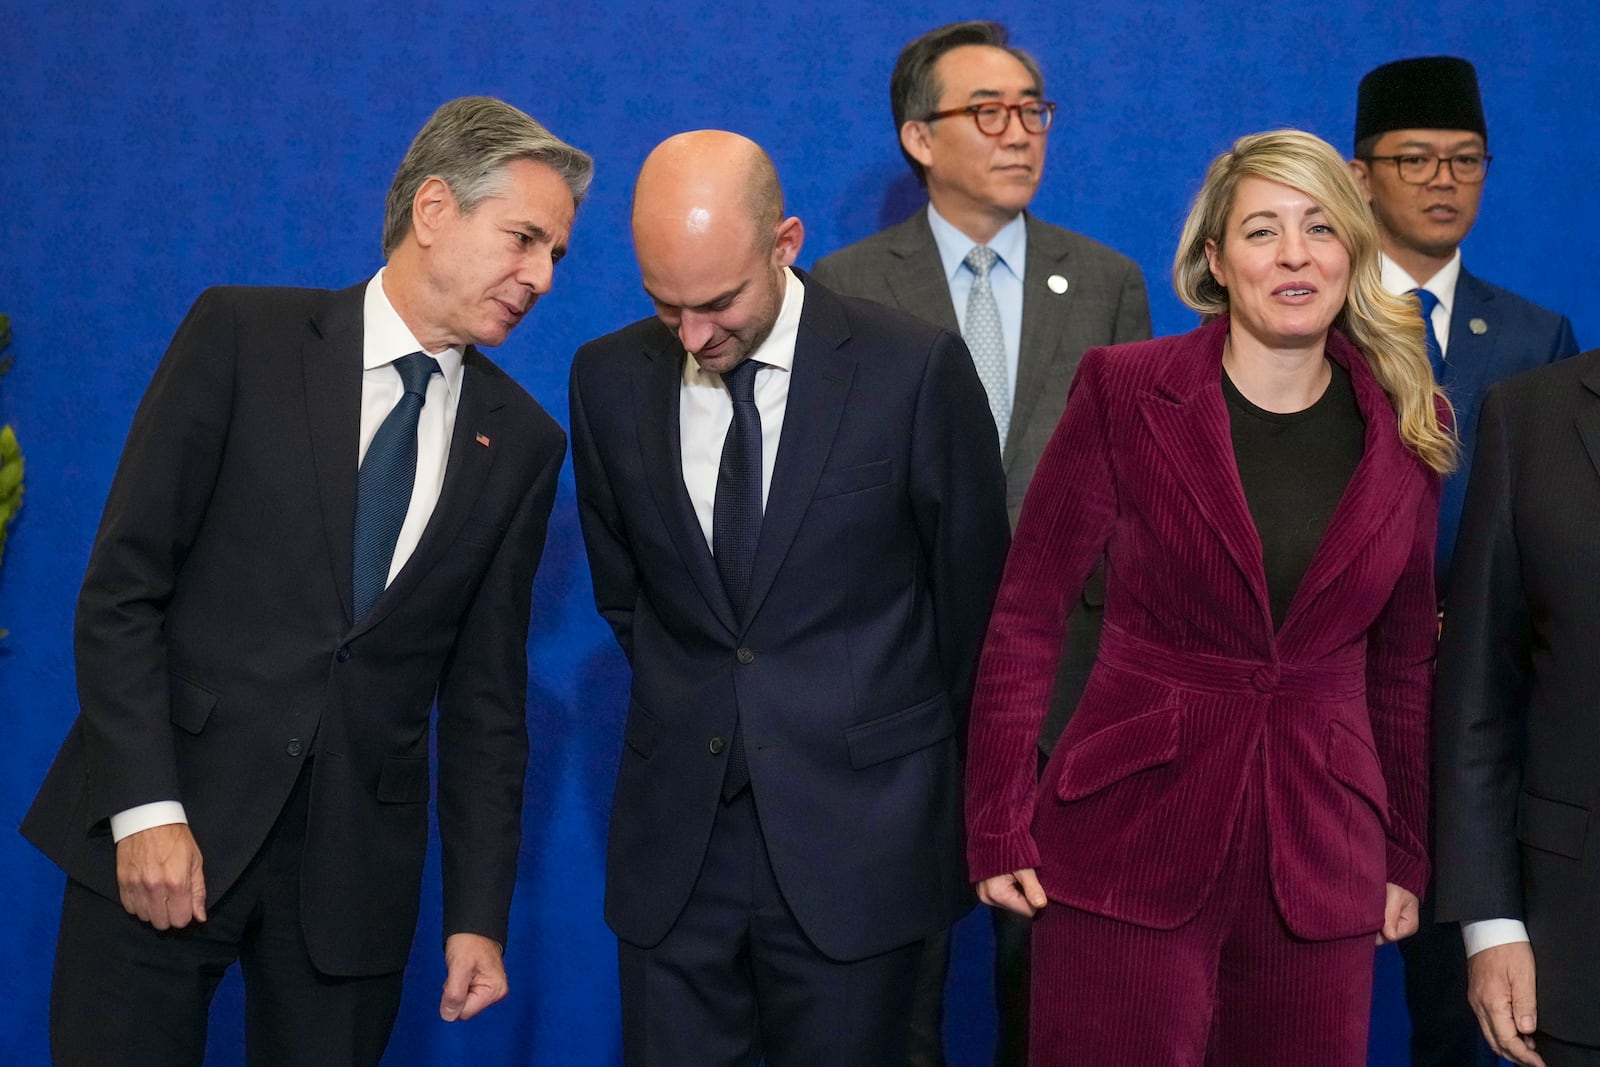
[382,96,594,256]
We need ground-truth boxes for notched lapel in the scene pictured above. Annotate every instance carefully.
[885,214,961,335]
[302,287,365,624]
[636,340,740,635]
[1575,368,1600,484]
[1011,218,1077,464]
[1443,271,1497,393]
[1138,382,1272,630]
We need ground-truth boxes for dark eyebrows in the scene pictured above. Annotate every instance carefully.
[642,280,746,312]
[967,86,1042,101]
[511,221,553,243]
[1391,136,1485,154]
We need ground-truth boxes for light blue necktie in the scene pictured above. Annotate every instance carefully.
[352,352,440,620]
[963,246,1012,448]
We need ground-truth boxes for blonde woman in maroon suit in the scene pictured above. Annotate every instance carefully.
[964,129,1455,1065]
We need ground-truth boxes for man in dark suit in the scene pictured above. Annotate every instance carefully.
[569,130,1009,1065]
[1347,56,1580,1067]
[21,97,591,1065]
[1435,352,1600,1067]
[811,21,1150,1065]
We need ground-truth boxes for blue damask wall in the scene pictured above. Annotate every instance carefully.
[2,1,1595,1063]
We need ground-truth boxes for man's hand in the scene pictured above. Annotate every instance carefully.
[116,823,206,930]
[1375,882,1420,944]
[1468,941,1545,1067]
[977,868,1048,918]
[440,933,508,1022]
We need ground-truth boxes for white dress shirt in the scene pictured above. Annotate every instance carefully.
[1381,250,1531,956]
[110,270,462,842]
[927,204,1026,406]
[680,268,803,546]
[1380,250,1462,360]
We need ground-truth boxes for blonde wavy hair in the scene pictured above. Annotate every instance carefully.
[1173,129,1456,474]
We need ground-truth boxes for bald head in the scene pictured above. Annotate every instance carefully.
[631,131,804,375]
[633,130,784,253]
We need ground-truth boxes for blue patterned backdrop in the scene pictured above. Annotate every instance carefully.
[2,1,1596,1062]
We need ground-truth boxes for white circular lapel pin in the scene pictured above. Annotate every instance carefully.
[1047,274,1069,294]
[1469,318,1488,335]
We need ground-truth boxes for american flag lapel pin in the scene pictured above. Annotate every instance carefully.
[475,432,492,448]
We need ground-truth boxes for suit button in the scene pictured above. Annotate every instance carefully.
[736,647,755,665]
[335,647,351,662]
[708,737,725,755]
[1250,665,1279,693]
[286,738,304,757]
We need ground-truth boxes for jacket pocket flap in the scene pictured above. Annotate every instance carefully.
[1326,719,1389,826]
[815,459,892,500]
[845,694,954,769]
[169,674,217,735]
[1517,792,1589,859]
[1056,703,1180,800]
[376,755,429,804]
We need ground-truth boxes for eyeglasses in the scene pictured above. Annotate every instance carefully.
[1361,153,1493,185]
[922,100,1057,135]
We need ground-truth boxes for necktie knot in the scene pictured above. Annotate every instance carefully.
[964,245,998,279]
[394,351,440,397]
[720,359,762,403]
[1412,288,1440,319]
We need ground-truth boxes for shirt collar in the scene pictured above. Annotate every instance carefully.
[1379,249,1462,315]
[926,204,1027,284]
[364,269,465,400]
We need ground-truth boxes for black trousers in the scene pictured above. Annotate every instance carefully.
[1399,893,1497,1067]
[49,768,405,1066]
[618,787,923,1067]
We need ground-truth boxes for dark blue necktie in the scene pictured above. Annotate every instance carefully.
[713,357,763,799]
[1413,288,1445,382]
[352,351,440,620]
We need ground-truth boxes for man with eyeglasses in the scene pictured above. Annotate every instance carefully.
[813,20,1149,1067]
[1347,54,1580,1067]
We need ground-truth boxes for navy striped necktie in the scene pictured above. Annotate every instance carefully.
[713,357,763,799]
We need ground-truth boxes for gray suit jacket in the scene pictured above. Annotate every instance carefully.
[814,209,1151,752]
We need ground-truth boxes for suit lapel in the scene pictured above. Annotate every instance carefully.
[1575,362,1600,483]
[302,284,366,625]
[635,334,741,635]
[883,212,962,335]
[1136,317,1274,632]
[1442,269,1497,395]
[1010,214,1074,465]
[744,281,854,623]
[1279,332,1424,635]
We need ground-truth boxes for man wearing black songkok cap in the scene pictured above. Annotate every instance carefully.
[1350,55,1584,1067]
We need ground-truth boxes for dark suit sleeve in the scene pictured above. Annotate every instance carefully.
[1110,259,1153,345]
[1362,456,1441,898]
[908,331,1011,718]
[569,347,637,663]
[1433,385,1531,923]
[434,428,565,945]
[73,288,237,823]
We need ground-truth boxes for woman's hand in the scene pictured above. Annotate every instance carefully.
[1376,882,1420,944]
[977,869,1048,918]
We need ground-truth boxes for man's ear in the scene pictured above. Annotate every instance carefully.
[772,216,805,268]
[900,121,935,172]
[1348,158,1373,201]
[411,177,455,247]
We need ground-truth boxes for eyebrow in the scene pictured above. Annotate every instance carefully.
[1390,137,1485,153]
[643,281,746,312]
[1238,205,1325,227]
[511,221,554,242]
[967,87,1042,101]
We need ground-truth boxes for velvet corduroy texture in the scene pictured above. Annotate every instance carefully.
[966,316,1440,946]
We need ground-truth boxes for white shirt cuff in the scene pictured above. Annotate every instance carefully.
[1462,918,1531,957]
[109,801,189,843]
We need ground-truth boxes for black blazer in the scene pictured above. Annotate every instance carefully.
[569,273,1010,961]
[812,211,1152,755]
[22,283,566,976]
[1435,349,1600,1046]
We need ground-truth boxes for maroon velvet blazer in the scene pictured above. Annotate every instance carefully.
[965,315,1439,940]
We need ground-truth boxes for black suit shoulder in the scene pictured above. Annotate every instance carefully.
[1484,345,1600,410]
